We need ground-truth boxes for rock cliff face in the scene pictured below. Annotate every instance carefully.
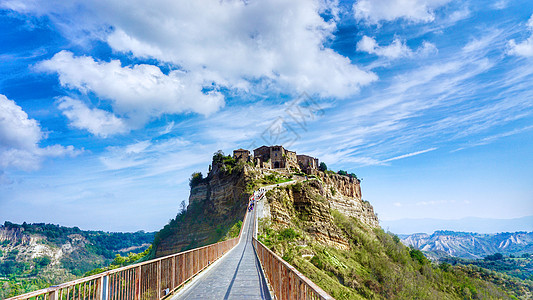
[154,164,255,257]
[317,172,379,228]
[263,174,379,250]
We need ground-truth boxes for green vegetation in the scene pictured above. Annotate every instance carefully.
[84,246,152,276]
[223,221,242,240]
[258,209,532,299]
[189,172,205,188]
[212,150,238,174]
[485,253,505,261]
[441,254,533,281]
[255,173,291,186]
[0,222,154,298]
[319,162,327,172]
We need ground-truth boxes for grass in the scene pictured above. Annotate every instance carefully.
[258,205,532,299]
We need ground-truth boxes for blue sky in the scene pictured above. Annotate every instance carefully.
[0,0,532,232]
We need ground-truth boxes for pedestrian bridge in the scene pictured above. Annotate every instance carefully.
[8,189,333,300]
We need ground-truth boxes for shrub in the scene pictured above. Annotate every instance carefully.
[33,256,51,268]
[485,253,504,261]
[279,228,298,240]
[189,172,204,188]
[319,162,327,172]
[409,248,429,265]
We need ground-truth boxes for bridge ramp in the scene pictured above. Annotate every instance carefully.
[171,211,271,300]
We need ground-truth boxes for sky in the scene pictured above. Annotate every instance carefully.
[0,0,532,233]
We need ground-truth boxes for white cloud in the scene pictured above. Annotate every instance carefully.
[357,36,437,59]
[0,94,79,171]
[0,95,43,150]
[507,15,533,57]
[57,97,128,137]
[38,51,225,133]
[353,0,452,24]
[8,0,376,100]
[159,121,175,136]
[492,1,508,10]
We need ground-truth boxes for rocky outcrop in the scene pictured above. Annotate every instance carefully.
[154,164,255,257]
[317,172,362,200]
[263,173,379,250]
[317,173,379,228]
[265,180,350,250]
[0,226,31,245]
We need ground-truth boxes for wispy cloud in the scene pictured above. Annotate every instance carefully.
[453,125,533,152]
[382,148,437,163]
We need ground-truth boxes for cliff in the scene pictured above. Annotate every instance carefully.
[262,174,378,251]
[153,162,256,257]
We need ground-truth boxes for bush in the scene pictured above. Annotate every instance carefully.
[189,172,204,188]
[319,162,327,172]
[409,248,429,265]
[485,253,504,261]
[33,256,51,268]
[279,228,298,240]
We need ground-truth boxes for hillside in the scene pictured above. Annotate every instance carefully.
[401,231,533,259]
[146,146,533,299]
[258,180,533,299]
[236,152,533,300]
[0,222,154,299]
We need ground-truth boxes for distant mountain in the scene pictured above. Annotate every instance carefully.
[381,216,533,234]
[401,231,533,259]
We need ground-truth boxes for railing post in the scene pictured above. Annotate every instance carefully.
[49,290,58,300]
[172,256,176,290]
[157,260,162,299]
[135,266,141,300]
[99,275,108,300]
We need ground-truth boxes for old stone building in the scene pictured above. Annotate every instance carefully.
[297,154,319,174]
[252,145,316,172]
[233,148,250,162]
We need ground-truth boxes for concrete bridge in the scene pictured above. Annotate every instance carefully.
[8,186,332,300]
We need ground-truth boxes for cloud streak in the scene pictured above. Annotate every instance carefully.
[382,147,437,163]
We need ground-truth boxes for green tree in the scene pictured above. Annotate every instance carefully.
[33,256,51,268]
[189,172,204,188]
[337,170,347,176]
[319,162,327,172]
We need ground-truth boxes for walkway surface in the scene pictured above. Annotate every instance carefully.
[171,206,272,300]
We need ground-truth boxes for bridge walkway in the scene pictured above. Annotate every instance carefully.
[171,206,271,300]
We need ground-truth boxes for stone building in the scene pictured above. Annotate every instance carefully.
[233,148,250,162]
[297,154,319,174]
[252,145,311,171]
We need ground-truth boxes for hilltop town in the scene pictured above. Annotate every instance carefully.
[232,145,319,174]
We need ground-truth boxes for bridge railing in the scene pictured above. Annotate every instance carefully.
[252,238,333,300]
[8,209,249,300]
[252,188,333,300]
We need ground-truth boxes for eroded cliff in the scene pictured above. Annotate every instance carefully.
[153,162,256,257]
[262,174,378,250]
